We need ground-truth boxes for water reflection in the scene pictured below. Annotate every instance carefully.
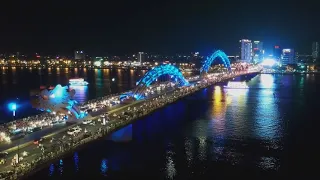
[83,68,87,76]
[58,159,63,175]
[12,68,17,84]
[225,88,248,137]
[1,72,6,84]
[258,156,279,170]
[100,159,108,176]
[197,136,207,161]
[74,152,79,172]
[260,74,274,88]
[165,144,176,180]
[184,138,193,167]
[70,85,88,103]
[23,73,305,179]
[255,75,280,140]
[210,86,229,136]
[49,164,54,176]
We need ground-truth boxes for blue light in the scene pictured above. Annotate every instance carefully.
[49,164,55,176]
[121,64,189,100]
[136,64,189,87]
[8,102,17,111]
[100,159,108,176]
[200,50,231,73]
[74,152,79,172]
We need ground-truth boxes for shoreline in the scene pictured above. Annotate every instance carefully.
[261,72,320,74]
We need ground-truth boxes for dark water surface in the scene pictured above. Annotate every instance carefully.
[26,74,320,179]
[0,67,147,122]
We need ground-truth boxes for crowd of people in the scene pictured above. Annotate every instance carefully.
[0,114,62,143]
[0,93,124,144]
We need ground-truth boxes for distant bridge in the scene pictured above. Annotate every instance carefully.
[120,50,247,101]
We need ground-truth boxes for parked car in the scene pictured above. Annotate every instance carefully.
[82,119,92,125]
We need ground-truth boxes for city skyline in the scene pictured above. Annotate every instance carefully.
[1,0,320,55]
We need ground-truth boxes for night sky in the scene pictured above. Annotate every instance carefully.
[1,0,319,55]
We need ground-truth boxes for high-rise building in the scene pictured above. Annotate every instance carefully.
[252,41,264,63]
[239,39,252,62]
[74,50,85,60]
[138,52,145,65]
[281,49,295,65]
[312,42,319,60]
[273,45,282,60]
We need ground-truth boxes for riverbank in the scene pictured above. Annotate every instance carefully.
[261,72,320,74]
[0,71,259,180]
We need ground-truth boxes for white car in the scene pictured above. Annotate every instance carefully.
[67,127,82,135]
[82,119,92,125]
[67,129,76,135]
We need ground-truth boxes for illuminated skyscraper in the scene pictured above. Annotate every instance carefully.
[252,41,264,63]
[138,52,145,65]
[312,42,319,60]
[74,50,85,60]
[281,49,295,65]
[273,45,281,59]
[239,39,252,62]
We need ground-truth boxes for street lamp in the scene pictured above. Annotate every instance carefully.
[8,102,20,164]
[8,102,17,118]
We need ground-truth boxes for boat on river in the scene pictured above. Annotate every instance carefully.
[224,81,249,89]
[69,78,89,86]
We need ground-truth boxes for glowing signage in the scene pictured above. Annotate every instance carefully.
[274,46,280,48]
[282,49,291,53]
[240,39,251,43]
[254,41,260,44]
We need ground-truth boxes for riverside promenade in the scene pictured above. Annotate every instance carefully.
[0,68,261,179]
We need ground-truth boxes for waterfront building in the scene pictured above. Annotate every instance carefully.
[75,50,85,60]
[273,45,282,60]
[281,49,295,65]
[239,39,252,63]
[312,42,319,60]
[252,41,264,63]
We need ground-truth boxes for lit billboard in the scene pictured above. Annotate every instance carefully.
[282,49,291,53]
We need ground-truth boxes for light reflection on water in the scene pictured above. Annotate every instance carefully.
[70,85,88,104]
[49,164,54,176]
[197,136,207,161]
[100,159,108,176]
[165,145,176,180]
[31,74,318,179]
[74,152,79,172]
[184,138,193,167]
[58,159,63,175]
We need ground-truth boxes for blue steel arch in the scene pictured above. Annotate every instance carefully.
[120,64,189,101]
[200,50,232,73]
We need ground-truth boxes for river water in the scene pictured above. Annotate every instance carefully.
[0,67,148,122]
[24,73,320,179]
